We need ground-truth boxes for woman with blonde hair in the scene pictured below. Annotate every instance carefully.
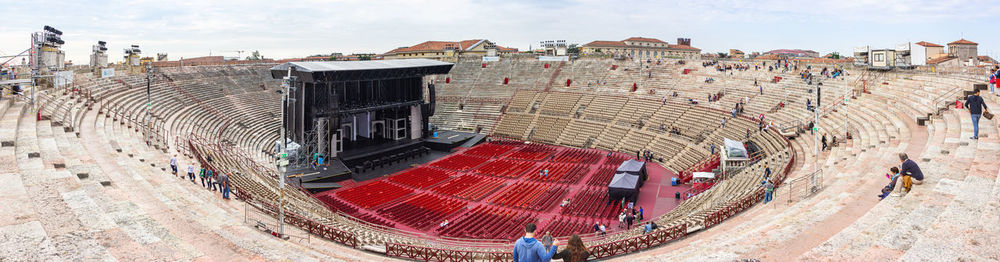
[552,234,590,262]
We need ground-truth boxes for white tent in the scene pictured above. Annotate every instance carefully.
[723,138,748,159]
[693,172,715,179]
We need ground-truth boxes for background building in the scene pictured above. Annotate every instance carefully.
[729,49,745,59]
[382,39,517,61]
[914,41,946,62]
[580,37,700,59]
[947,39,978,66]
[763,49,819,58]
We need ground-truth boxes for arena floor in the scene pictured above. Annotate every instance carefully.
[313,141,689,239]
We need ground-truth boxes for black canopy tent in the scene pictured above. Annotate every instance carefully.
[607,160,647,203]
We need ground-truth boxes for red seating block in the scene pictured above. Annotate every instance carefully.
[430,154,490,171]
[505,144,556,161]
[471,159,535,178]
[388,166,453,189]
[335,181,414,209]
[462,143,516,158]
[430,174,505,201]
[379,193,466,231]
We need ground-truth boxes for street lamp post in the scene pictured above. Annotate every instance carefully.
[146,63,152,146]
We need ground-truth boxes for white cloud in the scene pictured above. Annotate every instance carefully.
[0,0,996,64]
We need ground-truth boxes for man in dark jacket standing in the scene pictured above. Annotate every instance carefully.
[965,89,989,139]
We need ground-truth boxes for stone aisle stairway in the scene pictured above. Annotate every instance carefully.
[0,91,389,261]
[617,81,997,261]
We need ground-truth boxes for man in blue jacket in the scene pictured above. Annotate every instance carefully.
[512,223,558,262]
[965,89,989,140]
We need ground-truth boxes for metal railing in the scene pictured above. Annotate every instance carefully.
[781,168,824,204]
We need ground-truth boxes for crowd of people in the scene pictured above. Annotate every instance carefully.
[170,154,231,200]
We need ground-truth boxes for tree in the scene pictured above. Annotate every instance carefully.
[246,50,262,60]
[717,52,729,59]
[567,44,580,55]
[595,48,603,53]
[827,52,841,59]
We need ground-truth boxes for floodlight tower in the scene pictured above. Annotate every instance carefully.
[124,45,141,67]
[29,25,66,110]
[90,41,109,68]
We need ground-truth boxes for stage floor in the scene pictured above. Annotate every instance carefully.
[314,142,690,239]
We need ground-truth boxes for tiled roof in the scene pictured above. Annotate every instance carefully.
[669,44,700,51]
[754,54,781,60]
[948,39,977,45]
[583,40,627,47]
[624,37,667,43]
[385,39,486,54]
[497,46,518,52]
[915,41,943,48]
[927,56,956,64]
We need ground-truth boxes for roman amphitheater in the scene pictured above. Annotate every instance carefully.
[1,55,998,262]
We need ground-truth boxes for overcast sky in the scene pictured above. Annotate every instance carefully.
[2,0,999,64]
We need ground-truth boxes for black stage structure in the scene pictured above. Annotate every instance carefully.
[270,59,452,187]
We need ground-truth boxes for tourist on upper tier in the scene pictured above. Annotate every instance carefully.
[721,117,726,128]
[898,153,924,195]
[169,154,178,177]
[599,223,607,235]
[207,169,217,191]
[552,234,590,262]
[199,167,207,187]
[821,134,828,151]
[763,163,772,180]
[220,172,230,199]
[989,66,999,95]
[440,220,449,228]
[187,164,195,182]
[638,206,644,221]
[964,89,989,140]
[512,223,558,262]
[593,223,600,233]
[879,167,902,200]
[560,199,570,207]
[762,179,775,204]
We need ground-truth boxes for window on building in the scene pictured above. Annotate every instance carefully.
[874,53,884,62]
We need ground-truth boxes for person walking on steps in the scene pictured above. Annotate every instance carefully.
[169,154,178,178]
[762,178,775,203]
[199,167,208,187]
[220,172,231,199]
[187,164,195,182]
[965,89,989,140]
[822,134,828,151]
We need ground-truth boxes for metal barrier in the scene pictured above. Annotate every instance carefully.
[386,243,511,262]
[782,168,824,204]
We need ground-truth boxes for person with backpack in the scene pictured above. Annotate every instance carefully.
[964,89,990,140]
